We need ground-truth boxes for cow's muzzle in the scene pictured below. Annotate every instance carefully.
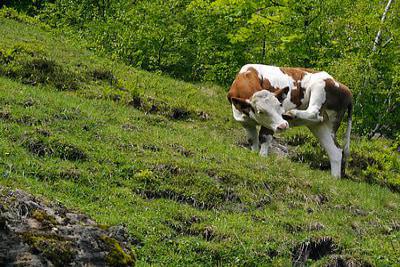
[276,121,289,132]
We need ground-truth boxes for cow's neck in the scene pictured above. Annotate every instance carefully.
[260,74,305,112]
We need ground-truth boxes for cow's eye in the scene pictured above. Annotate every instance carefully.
[257,110,261,114]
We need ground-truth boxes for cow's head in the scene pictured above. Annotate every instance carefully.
[231,90,289,132]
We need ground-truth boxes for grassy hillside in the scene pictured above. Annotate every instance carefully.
[0,15,399,266]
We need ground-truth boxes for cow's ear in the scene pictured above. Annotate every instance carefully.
[274,87,289,101]
[231,97,253,114]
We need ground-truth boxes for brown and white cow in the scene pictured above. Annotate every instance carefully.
[227,64,353,178]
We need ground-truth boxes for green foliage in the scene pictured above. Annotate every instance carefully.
[283,129,400,192]
[0,6,42,24]
[0,12,400,267]
[6,0,395,137]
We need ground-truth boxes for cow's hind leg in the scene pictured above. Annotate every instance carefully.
[259,127,274,156]
[242,122,259,152]
[309,123,342,178]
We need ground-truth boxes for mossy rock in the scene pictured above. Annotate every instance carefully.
[22,232,74,267]
[31,209,57,226]
[101,235,136,266]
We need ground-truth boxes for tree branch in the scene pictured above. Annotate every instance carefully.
[372,0,394,51]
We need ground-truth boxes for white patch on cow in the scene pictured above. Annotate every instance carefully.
[260,135,273,156]
[231,104,260,151]
[301,71,333,88]
[239,64,294,89]
[245,125,259,152]
[334,81,340,88]
[232,104,247,122]
[282,97,297,111]
[343,117,352,161]
[285,72,328,122]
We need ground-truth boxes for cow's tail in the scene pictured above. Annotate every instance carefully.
[342,102,352,171]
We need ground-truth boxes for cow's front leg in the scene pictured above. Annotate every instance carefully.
[285,107,324,123]
[242,123,259,152]
[286,86,326,123]
[259,127,274,157]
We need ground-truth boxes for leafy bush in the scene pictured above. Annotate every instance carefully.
[284,131,400,191]
[11,0,397,138]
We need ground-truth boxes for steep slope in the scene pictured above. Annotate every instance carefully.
[0,16,399,265]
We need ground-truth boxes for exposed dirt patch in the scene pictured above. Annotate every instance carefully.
[0,109,12,120]
[285,133,313,146]
[128,94,200,121]
[170,107,191,120]
[152,164,182,176]
[17,58,80,90]
[142,144,161,152]
[164,215,224,242]
[282,222,304,234]
[292,236,338,266]
[325,255,373,267]
[22,98,35,107]
[236,138,289,157]
[21,134,87,161]
[135,188,203,208]
[89,68,118,86]
[206,170,243,186]
[334,204,369,217]
[170,144,194,157]
[136,186,246,211]
[0,186,137,266]
[308,222,325,231]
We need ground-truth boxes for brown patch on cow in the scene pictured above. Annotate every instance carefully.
[296,67,319,74]
[227,67,284,102]
[227,68,263,102]
[273,86,290,102]
[280,67,314,107]
[260,78,281,94]
[323,79,353,135]
[323,79,353,112]
[230,97,253,116]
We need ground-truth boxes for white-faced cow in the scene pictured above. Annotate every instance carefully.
[227,64,353,178]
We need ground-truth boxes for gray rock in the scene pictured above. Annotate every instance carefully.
[0,186,137,266]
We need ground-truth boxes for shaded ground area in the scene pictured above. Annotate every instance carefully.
[0,186,137,266]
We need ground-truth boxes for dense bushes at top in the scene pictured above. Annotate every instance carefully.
[1,0,399,138]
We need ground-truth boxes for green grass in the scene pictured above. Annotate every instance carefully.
[0,15,399,266]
